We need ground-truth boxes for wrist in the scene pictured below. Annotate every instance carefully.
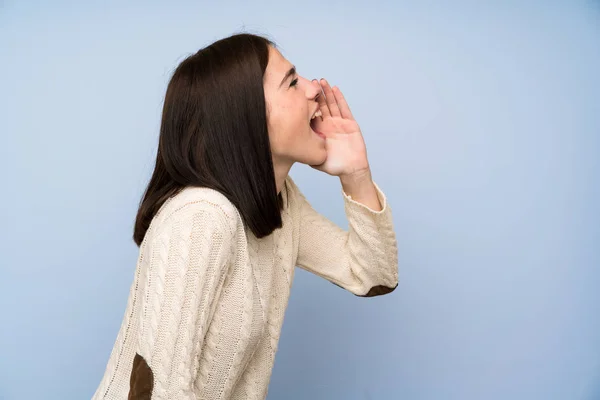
[339,168,373,190]
[339,169,381,211]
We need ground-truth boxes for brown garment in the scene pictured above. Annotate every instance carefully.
[362,283,398,297]
[128,354,154,400]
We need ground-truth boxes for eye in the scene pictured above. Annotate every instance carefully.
[289,78,299,88]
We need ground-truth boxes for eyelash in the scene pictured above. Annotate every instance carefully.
[290,78,299,87]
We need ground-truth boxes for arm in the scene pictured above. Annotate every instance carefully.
[291,177,399,297]
[295,78,398,296]
[135,201,243,399]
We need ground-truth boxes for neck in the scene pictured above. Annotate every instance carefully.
[272,157,293,194]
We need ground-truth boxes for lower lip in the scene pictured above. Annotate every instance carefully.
[310,126,326,139]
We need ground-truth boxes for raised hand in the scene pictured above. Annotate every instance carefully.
[310,79,370,178]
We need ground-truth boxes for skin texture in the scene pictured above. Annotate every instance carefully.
[264,46,382,211]
[263,47,326,185]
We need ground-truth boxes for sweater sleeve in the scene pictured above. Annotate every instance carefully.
[139,202,240,399]
[291,177,399,297]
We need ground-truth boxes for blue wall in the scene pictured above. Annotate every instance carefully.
[1,1,599,399]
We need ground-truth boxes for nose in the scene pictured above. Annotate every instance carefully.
[308,78,322,101]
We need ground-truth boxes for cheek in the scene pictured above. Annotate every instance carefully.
[269,105,297,142]
[266,96,310,157]
[267,109,290,153]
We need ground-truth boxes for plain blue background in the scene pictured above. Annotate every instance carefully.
[1,1,599,399]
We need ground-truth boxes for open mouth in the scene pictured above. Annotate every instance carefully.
[310,109,325,138]
[310,119,326,139]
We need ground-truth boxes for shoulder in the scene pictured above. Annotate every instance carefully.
[154,186,241,237]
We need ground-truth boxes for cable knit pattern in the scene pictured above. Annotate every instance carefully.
[92,176,398,399]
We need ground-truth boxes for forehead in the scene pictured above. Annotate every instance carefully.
[265,47,293,85]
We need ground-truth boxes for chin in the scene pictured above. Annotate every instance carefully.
[294,135,327,166]
[303,150,327,167]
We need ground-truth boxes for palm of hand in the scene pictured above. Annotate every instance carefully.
[310,79,369,176]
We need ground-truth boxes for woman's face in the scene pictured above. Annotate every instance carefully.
[264,46,326,169]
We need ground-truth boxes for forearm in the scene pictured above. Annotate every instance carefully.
[293,173,398,296]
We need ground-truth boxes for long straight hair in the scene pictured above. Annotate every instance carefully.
[133,33,283,246]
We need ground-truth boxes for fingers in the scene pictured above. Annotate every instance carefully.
[313,79,330,118]
[320,78,341,117]
[332,86,354,120]
[313,78,353,120]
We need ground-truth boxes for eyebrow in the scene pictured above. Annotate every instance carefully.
[279,66,296,88]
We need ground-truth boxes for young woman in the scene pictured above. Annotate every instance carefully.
[92,33,398,400]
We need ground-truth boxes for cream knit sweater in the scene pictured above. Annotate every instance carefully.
[92,176,398,399]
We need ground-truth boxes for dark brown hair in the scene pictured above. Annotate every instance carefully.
[133,33,283,246]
